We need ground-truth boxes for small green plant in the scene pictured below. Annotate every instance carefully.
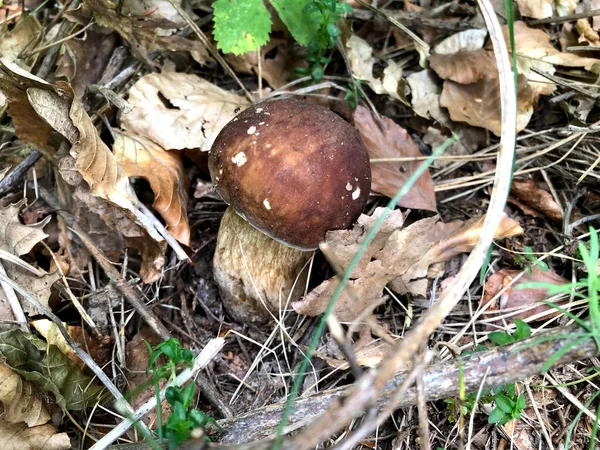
[514,246,549,274]
[145,338,220,449]
[486,320,530,425]
[213,0,352,83]
[487,384,526,425]
[488,318,531,345]
[295,0,352,82]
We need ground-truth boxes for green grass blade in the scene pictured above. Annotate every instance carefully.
[272,135,456,449]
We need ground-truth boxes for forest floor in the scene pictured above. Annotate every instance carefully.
[0,0,599,449]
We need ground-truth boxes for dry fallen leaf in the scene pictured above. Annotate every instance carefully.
[226,38,299,89]
[0,59,61,152]
[0,201,60,320]
[71,187,167,283]
[72,0,209,68]
[510,178,563,221]
[482,266,568,322]
[55,27,117,98]
[113,131,190,245]
[439,73,534,137]
[516,0,554,18]
[345,35,407,104]
[121,72,249,151]
[576,18,600,46]
[0,362,52,427]
[507,22,599,97]
[353,106,437,212]
[293,208,523,321]
[406,70,449,124]
[315,330,394,369]
[125,328,171,430]
[433,28,488,54]
[0,420,70,450]
[430,49,497,84]
[31,319,112,371]
[517,0,577,18]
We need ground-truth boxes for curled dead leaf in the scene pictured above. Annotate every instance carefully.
[293,208,522,321]
[113,131,190,245]
[353,106,437,212]
[510,178,563,221]
[345,35,407,103]
[482,266,568,322]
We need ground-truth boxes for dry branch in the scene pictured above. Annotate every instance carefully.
[211,324,597,447]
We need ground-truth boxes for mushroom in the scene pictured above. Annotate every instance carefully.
[209,99,371,322]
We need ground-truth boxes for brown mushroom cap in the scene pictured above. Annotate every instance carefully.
[208,98,371,250]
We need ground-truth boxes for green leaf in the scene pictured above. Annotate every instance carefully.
[514,319,531,340]
[213,0,272,55]
[516,394,526,410]
[0,329,107,410]
[326,22,340,38]
[488,407,505,424]
[494,393,515,413]
[336,2,353,13]
[269,0,321,46]
[488,331,514,346]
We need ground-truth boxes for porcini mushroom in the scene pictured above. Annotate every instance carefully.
[209,99,371,322]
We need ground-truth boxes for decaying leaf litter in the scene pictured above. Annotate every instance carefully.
[0,0,599,449]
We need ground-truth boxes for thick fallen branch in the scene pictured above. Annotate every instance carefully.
[208,323,597,447]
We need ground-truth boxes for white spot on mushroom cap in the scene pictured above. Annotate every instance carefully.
[259,121,265,125]
[352,187,361,200]
[255,108,263,113]
[247,126,257,134]
[263,199,271,210]
[346,182,352,191]
[232,152,247,166]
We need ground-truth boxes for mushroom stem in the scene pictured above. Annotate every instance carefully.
[213,207,312,323]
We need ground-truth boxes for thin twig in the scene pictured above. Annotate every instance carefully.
[0,261,28,331]
[0,149,42,197]
[529,8,600,25]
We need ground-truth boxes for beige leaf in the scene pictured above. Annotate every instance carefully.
[406,70,449,124]
[0,363,50,427]
[353,106,437,212]
[430,49,497,84]
[439,74,534,136]
[516,0,553,18]
[0,201,60,318]
[121,72,249,151]
[433,29,488,54]
[345,35,407,103]
[113,131,190,245]
[0,420,70,450]
[294,210,523,321]
[508,22,599,95]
